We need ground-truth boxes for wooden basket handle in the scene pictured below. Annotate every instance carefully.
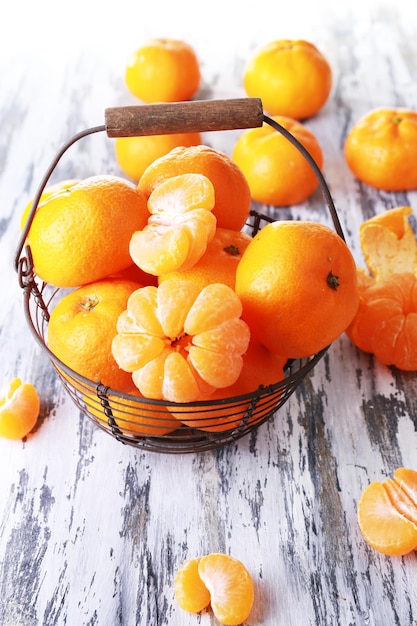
[104,98,264,137]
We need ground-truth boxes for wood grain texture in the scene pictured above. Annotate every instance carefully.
[1,1,417,624]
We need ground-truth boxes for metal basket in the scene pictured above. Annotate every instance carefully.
[15,98,344,453]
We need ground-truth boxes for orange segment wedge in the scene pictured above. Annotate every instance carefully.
[198,553,255,625]
[174,557,211,614]
[129,173,216,276]
[360,206,417,280]
[0,378,40,440]
[112,280,250,403]
[358,468,417,556]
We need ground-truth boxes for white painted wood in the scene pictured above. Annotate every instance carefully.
[1,1,417,624]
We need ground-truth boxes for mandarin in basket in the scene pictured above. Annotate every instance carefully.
[169,336,286,432]
[0,378,40,440]
[125,38,201,103]
[243,39,332,119]
[358,468,417,556]
[20,179,79,231]
[111,279,250,403]
[174,553,254,625]
[48,278,142,393]
[344,108,417,191]
[114,131,202,182]
[235,220,359,358]
[138,145,251,231]
[27,175,149,288]
[158,227,252,290]
[130,173,216,276]
[232,115,323,206]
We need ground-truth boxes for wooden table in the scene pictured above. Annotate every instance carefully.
[1,1,417,624]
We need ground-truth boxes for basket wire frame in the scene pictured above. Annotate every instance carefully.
[16,110,340,453]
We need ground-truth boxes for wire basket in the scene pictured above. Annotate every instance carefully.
[15,98,344,453]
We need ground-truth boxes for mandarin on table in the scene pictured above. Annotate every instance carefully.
[48,278,142,393]
[174,553,254,625]
[114,132,202,182]
[130,173,216,276]
[111,279,250,403]
[235,220,359,358]
[27,175,149,288]
[125,38,201,103]
[358,468,417,556]
[232,115,323,206]
[344,108,417,191]
[0,378,40,440]
[158,227,252,290]
[243,39,332,119]
[138,145,251,231]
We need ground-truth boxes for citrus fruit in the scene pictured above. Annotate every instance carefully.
[48,278,142,392]
[232,115,323,206]
[170,336,286,432]
[138,145,251,231]
[174,557,211,614]
[358,468,417,556]
[111,279,251,403]
[130,173,216,276]
[125,38,201,103]
[20,178,79,231]
[243,39,332,119]
[346,272,417,370]
[158,227,252,290]
[359,206,417,281]
[235,220,359,358]
[84,388,178,437]
[0,378,40,440]
[27,175,150,288]
[344,108,417,191]
[114,132,202,182]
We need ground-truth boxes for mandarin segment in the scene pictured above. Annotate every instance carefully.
[130,173,216,276]
[0,378,40,440]
[358,470,417,556]
[174,558,211,614]
[198,553,255,626]
[112,279,250,403]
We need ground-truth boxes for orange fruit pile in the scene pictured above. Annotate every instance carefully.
[235,220,359,358]
[174,553,254,625]
[346,206,417,370]
[344,108,417,191]
[358,467,417,556]
[243,39,332,119]
[125,38,201,103]
[0,378,40,440]
[232,115,323,206]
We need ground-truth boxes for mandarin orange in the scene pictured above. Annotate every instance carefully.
[232,115,323,206]
[27,175,150,288]
[125,38,201,103]
[344,108,417,191]
[235,220,359,358]
[243,39,332,119]
[138,145,251,231]
[48,278,142,393]
[114,132,202,182]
